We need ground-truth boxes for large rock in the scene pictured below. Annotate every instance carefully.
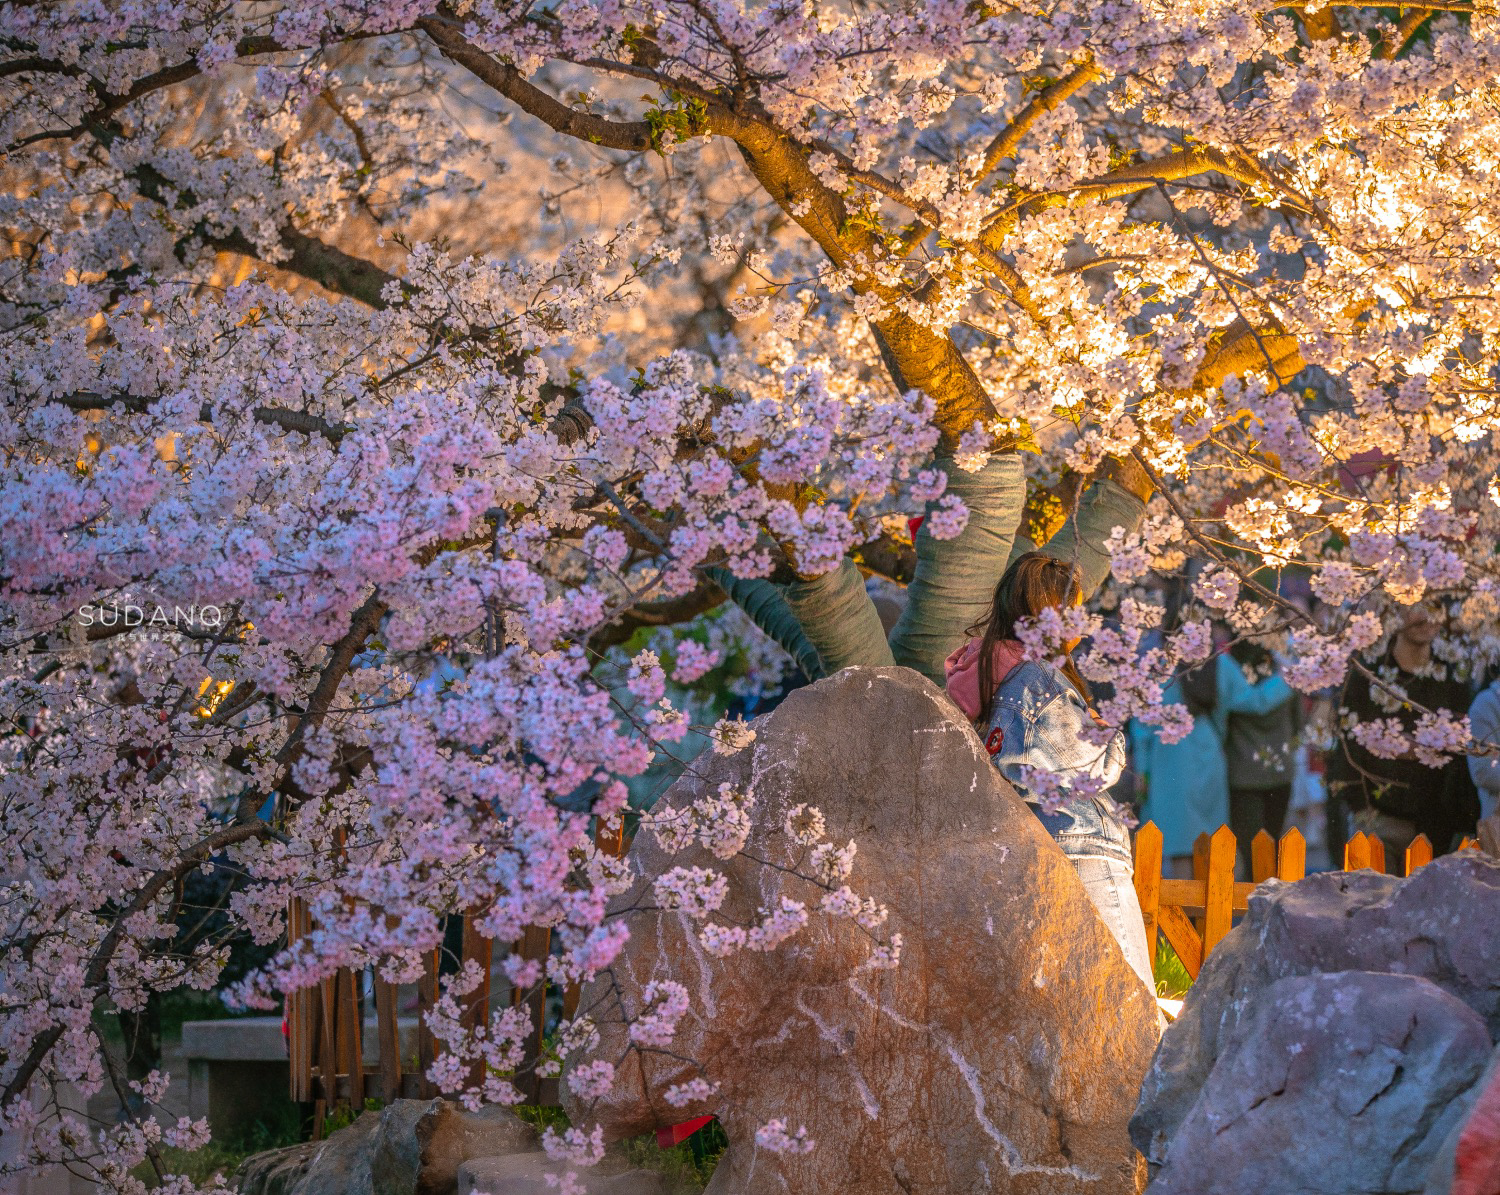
[1425,1042,1500,1195]
[1144,972,1490,1195]
[235,1100,536,1195]
[1132,853,1500,1167]
[565,666,1160,1194]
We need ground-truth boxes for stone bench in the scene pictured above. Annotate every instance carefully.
[183,1016,420,1137]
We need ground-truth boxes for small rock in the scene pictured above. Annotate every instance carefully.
[458,1154,667,1195]
[1145,971,1490,1195]
[415,1103,538,1195]
[235,1100,538,1195]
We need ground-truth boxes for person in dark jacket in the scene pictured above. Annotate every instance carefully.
[1326,604,1477,869]
[1224,639,1300,876]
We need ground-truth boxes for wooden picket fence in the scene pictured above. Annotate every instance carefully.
[1131,822,1482,980]
[286,819,630,1134]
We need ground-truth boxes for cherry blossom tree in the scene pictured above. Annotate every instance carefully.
[3,0,1499,1186]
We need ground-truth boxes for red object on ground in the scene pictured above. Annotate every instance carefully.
[1454,1061,1500,1195]
[656,1115,714,1149]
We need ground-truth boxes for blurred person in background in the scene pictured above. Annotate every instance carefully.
[1223,638,1300,877]
[1465,672,1500,827]
[1133,627,1294,877]
[1327,602,1479,870]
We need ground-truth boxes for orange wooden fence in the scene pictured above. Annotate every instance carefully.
[1132,822,1481,980]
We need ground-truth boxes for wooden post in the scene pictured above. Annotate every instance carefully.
[287,898,314,1103]
[461,912,494,1091]
[1157,905,1204,979]
[316,976,339,1120]
[1277,826,1306,881]
[1404,834,1433,876]
[1191,831,1211,935]
[1133,822,1163,961]
[417,948,440,1099]
[511,926,552,1103]
[374,978,402,1103]
[1202,825,1237,957]
[1249,830,1276,883]
[596,816,627,857]
[1345,831,1373,872]
[1367,834,1386,875]
[337,968,363,1108]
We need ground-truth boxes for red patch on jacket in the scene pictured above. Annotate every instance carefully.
[985,727,1004,755]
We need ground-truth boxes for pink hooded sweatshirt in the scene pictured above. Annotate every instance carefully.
[944,637,1028,722]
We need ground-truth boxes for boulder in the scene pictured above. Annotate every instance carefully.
[235,1100,537,1195]
[413,1103,538,1195]
[1425,1042,1500,1195]
[234,1141,319,1195]
[1143,971,1490,1195]
[1132,853,1500,1166]
[458,1154,668,1195]
[564,666,1160,1195]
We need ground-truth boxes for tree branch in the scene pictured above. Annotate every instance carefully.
[204,225,401,309]
[0,819,269,1111]
[976,60,1100,185]
[416,16,653,151]
[1380,9,1432,58]
[587,582,728,653]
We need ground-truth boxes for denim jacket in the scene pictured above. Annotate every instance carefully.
[981,659,1134,865]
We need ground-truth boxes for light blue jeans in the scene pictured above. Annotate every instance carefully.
[783,457,1146,682]
[1034,796,1157,992]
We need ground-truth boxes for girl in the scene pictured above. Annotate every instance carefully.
[945,552,1155,991]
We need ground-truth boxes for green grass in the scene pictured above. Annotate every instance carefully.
[1153,936,1193,999]
[129,1106,303,1188]
[512,1104,724,1192]
[624,1118,727,1191]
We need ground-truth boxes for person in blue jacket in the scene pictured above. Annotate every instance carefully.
[1133,644,1294,876]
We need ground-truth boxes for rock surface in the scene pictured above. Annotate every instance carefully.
[414,1103,538,1195]
[1132,853,1500,1168]
[1144,971,1490,1195]
[1425,1042,1500,1195]
[234,1141,320,1195]
[565,666,1160,1195]
[234,1099,537,1195]
[458,1153,669,1195]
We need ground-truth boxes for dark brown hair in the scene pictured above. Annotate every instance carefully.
[966,551,1089,725]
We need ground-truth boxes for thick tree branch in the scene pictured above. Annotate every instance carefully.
[711,110,999,448]
[1380,9,1433,57]
[50,391,356,442]
[976,60,1100,185]
[587,583,728,653]
[202,225,401,309]
[417,16,653,151]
